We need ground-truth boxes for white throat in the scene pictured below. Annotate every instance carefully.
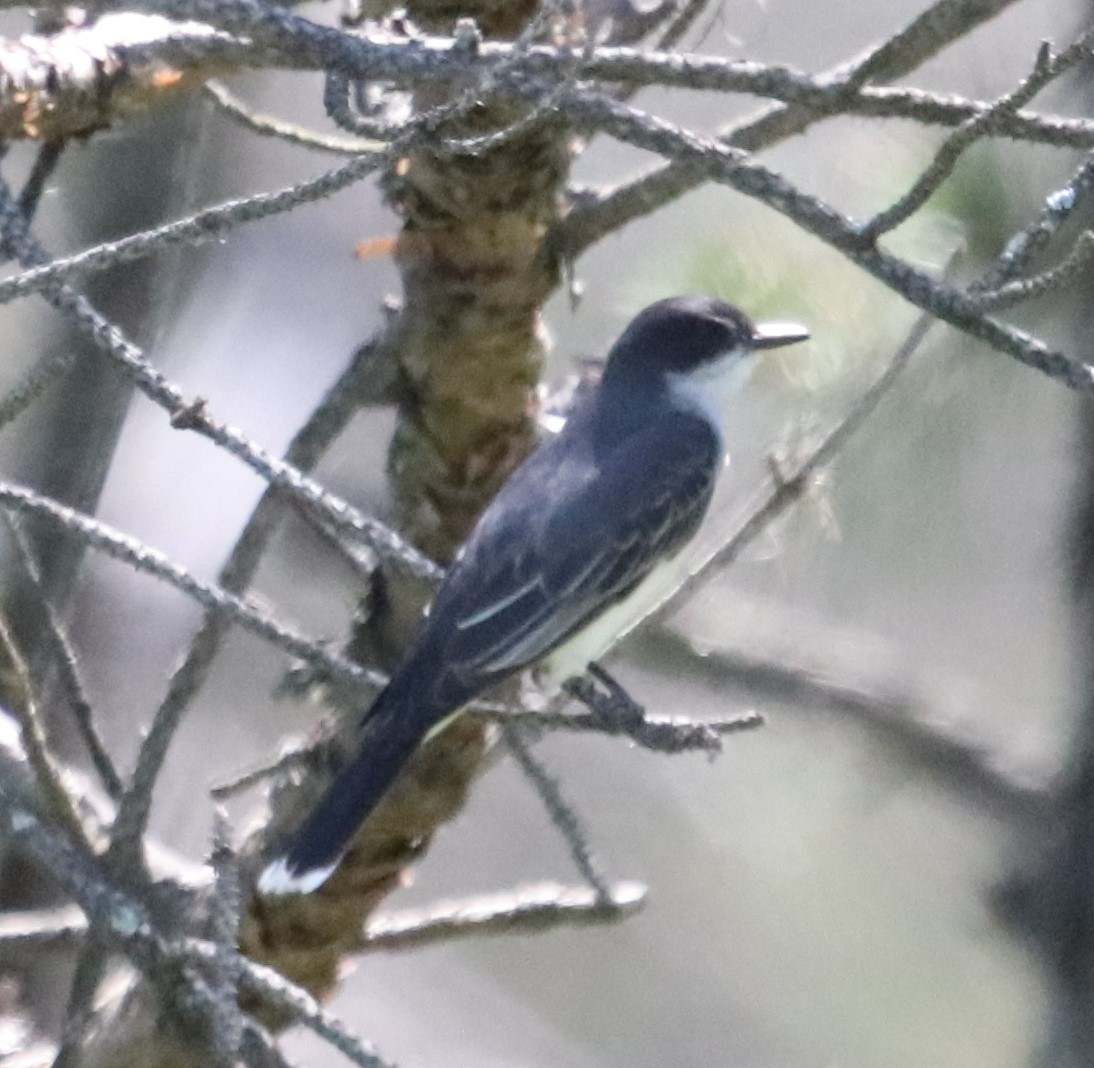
[664,347,754,437]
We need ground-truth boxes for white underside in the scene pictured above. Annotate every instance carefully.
[534,543,701,692]
[537,356,753,690]
[535,355,748,688]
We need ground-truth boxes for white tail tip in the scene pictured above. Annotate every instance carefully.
[257,856,339,896]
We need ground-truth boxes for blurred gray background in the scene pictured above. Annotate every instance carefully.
[0,0,1088,1064]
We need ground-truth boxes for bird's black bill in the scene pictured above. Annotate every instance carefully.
[751,321,810,350]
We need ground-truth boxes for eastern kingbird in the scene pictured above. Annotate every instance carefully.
[260,295,808,894]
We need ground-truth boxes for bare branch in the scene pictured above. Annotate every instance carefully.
[0,347,80,431]
[1,0,1083,157]
[212,701,762,800]
[111,328,397,870]
[502,723,613,899]
[557,0,1028,254]
[556,88,1094,393]
[976,152,1094,293]
[0,13,261,139]
[487,702,764,748]
[974,230,1094,311]
[204,80,379,155]
[0,611,88,847]
[0,150,385,306]
[203,812,245,1068]
[0,782,151,952]
[0,906,86,953]
[5,516,123,800]
[0,178,439,581]
[0,772,394,1068]
[812,88,1094,149]
[227,954,395,1068]
[0,480,387,694]
[848,0,1023,84]
[361,881,646,952]
[858,33,1093,243]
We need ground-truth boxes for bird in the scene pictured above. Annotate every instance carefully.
[259,295,809,894]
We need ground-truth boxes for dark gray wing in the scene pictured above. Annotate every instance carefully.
[417,408,722,692]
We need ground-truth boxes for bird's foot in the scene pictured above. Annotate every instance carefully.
[564,663,647,735]
[564,663,723,756]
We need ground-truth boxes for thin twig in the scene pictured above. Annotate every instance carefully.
[108,329,397,869]
[0,612,87,847]
[858,33,1093,243]
[0,149,385,307]
[0,780,392,1068]
[0,180,439,583]
[35,0,1024,107]
[214,951,396,1068]
[554,87,1094,393]
[502,722,613,899]
[0,906,86,953]
[5,515,123,800]
[974,230,1094,311]
[488,703,764,746]
[975,151,1094,293]
[204,79,380,155]
[556,0,1028,255]
[211,703,763,799]
[0,347,80,430]
[361,881,646,952]
[1,16,1091,147]
[203,810,244,1068]
[5,0,1093,164]
[0,481,387,694]
[323,0,577,157]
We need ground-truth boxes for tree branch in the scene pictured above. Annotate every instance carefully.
[361,881,646,952]
[557,0,1029,254]
[857,34,1090,242]
[502,723,613,898]
[0,906,86,953]
[557,88,1094,392]
[0,149,385,306]
[0,177,439,582]
[0,0,1086,152]
[5,516,123,801]
[0,480,388,694]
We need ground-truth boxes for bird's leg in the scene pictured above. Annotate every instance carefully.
[563,665,724,755]
[565,662,648,734]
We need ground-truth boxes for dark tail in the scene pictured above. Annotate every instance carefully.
[258,677,444,895]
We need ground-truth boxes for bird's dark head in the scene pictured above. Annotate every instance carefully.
[604,295,808,381]
[599,296,808,421]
